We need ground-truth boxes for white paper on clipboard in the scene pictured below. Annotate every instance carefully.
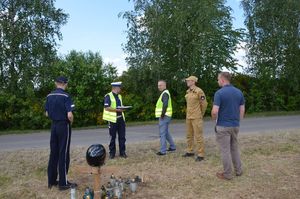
[117,106,132,110]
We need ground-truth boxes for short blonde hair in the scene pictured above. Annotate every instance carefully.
[219,72,231,82]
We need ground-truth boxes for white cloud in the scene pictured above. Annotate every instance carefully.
[222,41,247,73]
[233,41,247,72]
[104,54,128,75]
[136,14,147,32]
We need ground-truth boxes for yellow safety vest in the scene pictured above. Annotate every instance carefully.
[155,90,172,118]
[102,92,125,123]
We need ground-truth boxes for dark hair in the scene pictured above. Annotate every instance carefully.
[219,72,231,82]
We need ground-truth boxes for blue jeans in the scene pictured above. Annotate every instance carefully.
[159,116,176,154]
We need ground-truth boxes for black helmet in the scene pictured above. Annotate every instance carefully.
[86,144,106,167]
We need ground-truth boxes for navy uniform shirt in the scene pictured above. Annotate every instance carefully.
[104,92,122,116]
[45,88,75,121]
[213,84,245,127]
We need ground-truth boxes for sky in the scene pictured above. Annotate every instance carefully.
[55,0,246,74]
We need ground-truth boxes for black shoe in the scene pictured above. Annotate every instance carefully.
[182,153,194,157]
[67,181,78,187]
[195,156,204,162]
[48,181,58,189]
[236,172,243,176]
[110,154,115,159]
[120,153,128,158]
[156,152,166,156]
[59,182,77,191]
[167,148,176,152]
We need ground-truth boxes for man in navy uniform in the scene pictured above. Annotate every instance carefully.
[102,81,127,159]
[45,76,77,190]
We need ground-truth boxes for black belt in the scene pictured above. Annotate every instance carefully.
[52,120,68,123]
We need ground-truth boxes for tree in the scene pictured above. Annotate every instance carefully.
[53,51,118,126]
[0,0,68,92]
[121,0,243,119]
[0,49,118,130]
[242,0,300,111]
[0,0,68,130]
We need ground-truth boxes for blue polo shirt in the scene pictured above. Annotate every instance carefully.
[213,84,245,127]
[45,88,75,121]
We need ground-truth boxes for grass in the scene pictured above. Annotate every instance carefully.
[1,111,300,136]
[0,129,299,199]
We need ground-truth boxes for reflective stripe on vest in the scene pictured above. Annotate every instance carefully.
[102,92,125,123]
[155,90,172,118]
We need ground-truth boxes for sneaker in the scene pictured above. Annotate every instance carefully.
[120,153,128,158]
[182,153,194,157]
[195,156,204,162]
[48,180,58,189]
[67,181,78,187]
[156,152,166,156]
[110,154,115,159]
[59,182,78,191]
[216,172,231,180]
[167,148,176,152]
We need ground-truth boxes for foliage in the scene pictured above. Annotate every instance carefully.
[1,0,300,130]
[0,0,68,92]
[0,0,68,130]
[120,0,243,120]
[241,0,300,112]
[52,51,117,126]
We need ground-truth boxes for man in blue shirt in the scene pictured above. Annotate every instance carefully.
[45,76,77,190]
[211,72,245,180]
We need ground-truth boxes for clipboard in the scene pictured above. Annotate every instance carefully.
[117,106,133,110]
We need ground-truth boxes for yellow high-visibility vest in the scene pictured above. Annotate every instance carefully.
[102,92,125,123]
[155,90,172,118]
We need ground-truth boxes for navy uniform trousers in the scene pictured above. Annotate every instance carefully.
[108,117,126,155]
[48,120,71,186]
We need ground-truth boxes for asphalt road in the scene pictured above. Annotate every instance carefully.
[0,115,299,151]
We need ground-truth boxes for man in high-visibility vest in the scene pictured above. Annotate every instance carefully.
[103,81,127,159]
[155,80,176,155]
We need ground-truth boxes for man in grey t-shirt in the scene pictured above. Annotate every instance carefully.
[211,72,245,180]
